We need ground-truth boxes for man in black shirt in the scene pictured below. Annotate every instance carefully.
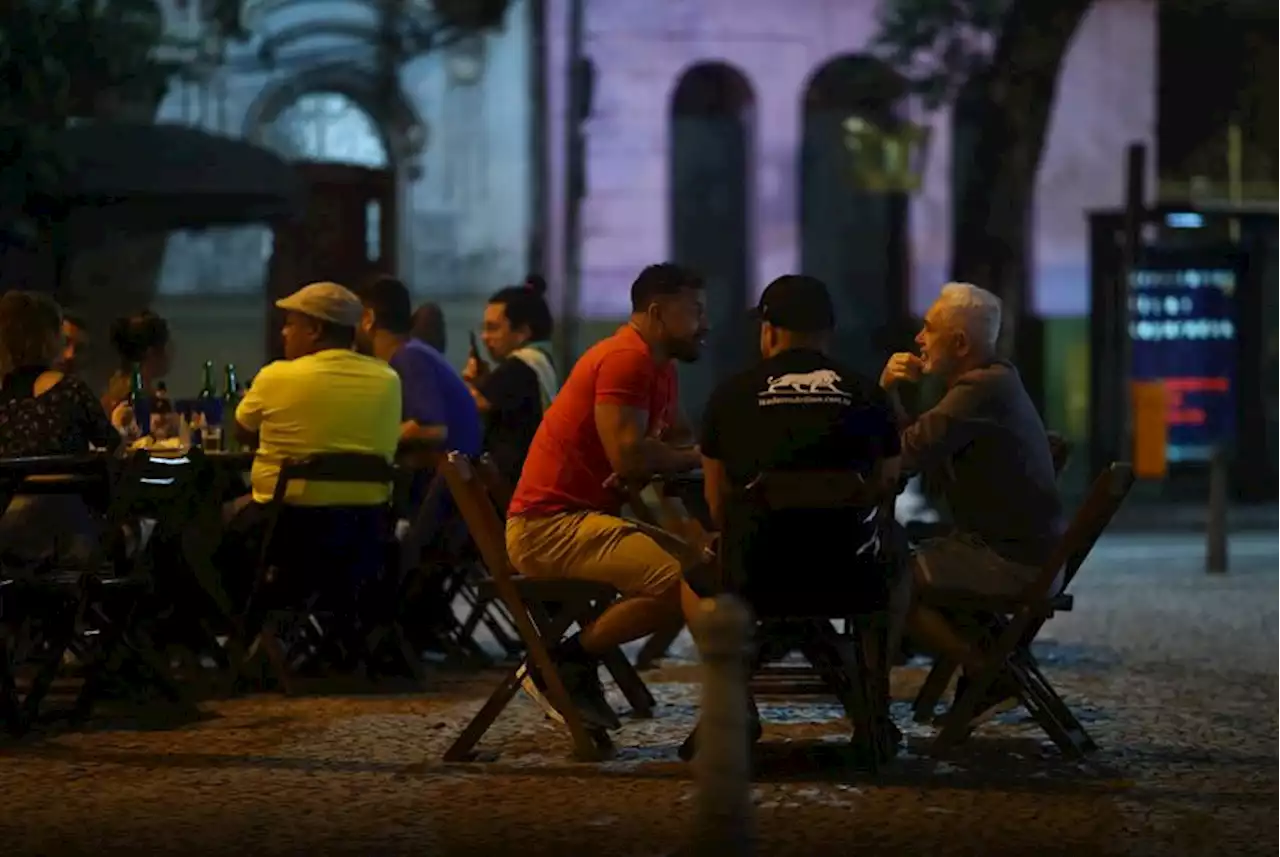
[463,277,560,488]
[699,275,902,614]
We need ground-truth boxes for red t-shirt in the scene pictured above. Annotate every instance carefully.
[508,325,678,518]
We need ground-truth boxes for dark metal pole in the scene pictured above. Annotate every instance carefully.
[559,0,584,369]
[1118,143,1147,466]
[527,0,548,279]
[1206,445,1229,574]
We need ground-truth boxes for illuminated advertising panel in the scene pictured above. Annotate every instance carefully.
[1128,247,1239,463]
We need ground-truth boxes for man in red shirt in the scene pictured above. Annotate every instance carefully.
[506,263,708,727]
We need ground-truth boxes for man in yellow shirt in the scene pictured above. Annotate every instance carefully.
[221,282,401,606]
[234,282,401,505]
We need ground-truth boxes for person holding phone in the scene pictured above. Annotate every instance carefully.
[462,276,560,486]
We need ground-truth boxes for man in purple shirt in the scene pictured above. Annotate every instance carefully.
[353,276,481,456]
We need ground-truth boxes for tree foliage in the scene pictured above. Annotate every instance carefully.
[1,0,168,238]
[873,0,1010,109]
[873,0,1095,356]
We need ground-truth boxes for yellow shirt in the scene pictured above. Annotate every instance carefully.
[235,349,401,506]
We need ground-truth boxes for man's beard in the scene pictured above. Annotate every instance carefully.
[666,336,703,364]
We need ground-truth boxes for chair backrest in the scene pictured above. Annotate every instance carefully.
[437,453,517,585]
[474,454,514,514]
[258,453,398,579]
[0,454,112,508]
[270,452,398,504]
[398,470,449,576]
[1028,462,1135,599]
[744,470,884,510]
[122,448,215,514]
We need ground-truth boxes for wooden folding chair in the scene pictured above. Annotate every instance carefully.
[0,453,194,734]
[451,455,524,657]
[680,469,899,771]
[438,453,655,762]
[916,462,1135,758]
[393,458,521,665]
[234,452,401,694]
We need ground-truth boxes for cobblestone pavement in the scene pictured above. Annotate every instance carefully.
[0,533,1275,857]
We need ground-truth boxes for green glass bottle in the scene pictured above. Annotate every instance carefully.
[128,363,149,437]
[195,360,218,433]
[198,361,217,401]
[222,364,241,451]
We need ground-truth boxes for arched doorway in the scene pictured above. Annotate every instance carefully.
[800,55,909,377]
[260,91,390,169]
[256,90,398,359]
[669,62,754,424]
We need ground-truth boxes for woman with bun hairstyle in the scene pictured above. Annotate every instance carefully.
[462,275,559,486]
[101,310,173,416]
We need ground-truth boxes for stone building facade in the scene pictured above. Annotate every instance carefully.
[85,0,1153,416]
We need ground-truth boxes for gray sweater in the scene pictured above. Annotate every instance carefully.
[900,360,1062,567]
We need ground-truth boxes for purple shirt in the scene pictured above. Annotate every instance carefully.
[389,339,482,455]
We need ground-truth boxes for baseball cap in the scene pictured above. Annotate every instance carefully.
[275,282,363,328]
[752,274,836,333]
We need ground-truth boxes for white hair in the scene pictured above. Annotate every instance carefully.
[936,282,1002,351]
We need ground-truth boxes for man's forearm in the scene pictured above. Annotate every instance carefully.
[400,420,448,442]
[465,383,492,413]
[887,389,913,431]
[620,438,700,477]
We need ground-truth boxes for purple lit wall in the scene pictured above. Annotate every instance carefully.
[542,0,1156,321]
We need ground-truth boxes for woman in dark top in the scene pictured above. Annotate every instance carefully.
[0,291,121,564]
[462,276,559,487]
[101,309,172,418]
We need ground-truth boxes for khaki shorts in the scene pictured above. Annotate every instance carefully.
[506,511,702,597]
[913,535,1059,599]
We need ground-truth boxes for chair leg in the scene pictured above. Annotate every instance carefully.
[444,596,613,763]
[1021,654,1095,752]
[635,618,684,670]
[486,599,525,657]
[1,632,25,734]
[930,657,1009,757]
[599,647,655,718]
[443,663,527,762]
[913,657,959,723]
[258,615,293,695]
[19,610,77,728]
[1009,659,1096,757]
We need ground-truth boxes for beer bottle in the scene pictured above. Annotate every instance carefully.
[198,360,217,401]
[194,360,217,432]
[128,363,149,437]
[222,364,241,451]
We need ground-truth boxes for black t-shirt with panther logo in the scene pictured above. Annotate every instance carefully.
[700,347,901,613]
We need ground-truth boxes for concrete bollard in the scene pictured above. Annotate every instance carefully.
[688,595,754,857]
[1206,445,1229,574]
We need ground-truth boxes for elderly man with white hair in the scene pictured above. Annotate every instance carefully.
[880,282,1063,716]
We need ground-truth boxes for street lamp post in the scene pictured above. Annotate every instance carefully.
[559,0,590,369]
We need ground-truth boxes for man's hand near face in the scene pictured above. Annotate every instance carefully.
[879,352,925,390]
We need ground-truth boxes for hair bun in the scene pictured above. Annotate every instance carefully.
[524,275,547,297]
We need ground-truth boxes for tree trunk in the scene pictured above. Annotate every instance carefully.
[950,0,1095,356]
